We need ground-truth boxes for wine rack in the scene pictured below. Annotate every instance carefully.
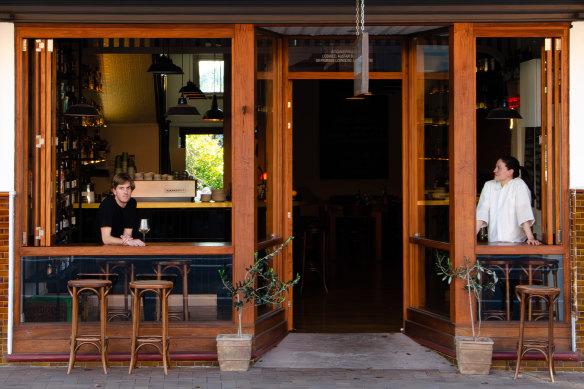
[54,39,106,244]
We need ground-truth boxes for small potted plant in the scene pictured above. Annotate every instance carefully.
[217,237,300,371]
[435,252,498,375]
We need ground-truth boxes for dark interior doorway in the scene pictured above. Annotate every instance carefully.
[292,79,403,333]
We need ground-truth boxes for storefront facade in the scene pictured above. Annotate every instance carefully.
[0,1,584,369]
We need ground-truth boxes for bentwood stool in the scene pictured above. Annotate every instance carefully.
[98,260,135,321]
[153,260,191,320]
[67,278,113,375]
[128,280,174,375]
[480,258,515,321]
[514,285,561,383]
[74,273,118,322]
[518,259,559,320]
[300,222,328,294]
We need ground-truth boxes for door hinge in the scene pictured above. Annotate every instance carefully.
[22,232,27,245]
[287,122,291,130]
[35,135,44,148]
[22,39,27,52]
[287,101,291,108]
[557,229,562,243]
[35,39,44,52]
[35,227,44,240]
[47,39,53,52]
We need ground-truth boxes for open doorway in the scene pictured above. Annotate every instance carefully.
[292,79,403,333]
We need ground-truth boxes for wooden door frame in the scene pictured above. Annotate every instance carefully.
[404,22,571,348]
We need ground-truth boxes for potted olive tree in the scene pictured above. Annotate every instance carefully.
[435,252,498,375]
[217,237,300,371]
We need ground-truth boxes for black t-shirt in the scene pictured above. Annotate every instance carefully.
[97,195,137,240]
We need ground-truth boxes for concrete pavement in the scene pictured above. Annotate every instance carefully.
[0,365,584,389]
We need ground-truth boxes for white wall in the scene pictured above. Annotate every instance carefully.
[570,22,584,189]
[0,23,15,192]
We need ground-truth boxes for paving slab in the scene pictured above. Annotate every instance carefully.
[254,333,456,370]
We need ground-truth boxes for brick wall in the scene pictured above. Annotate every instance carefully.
[570,190,584,362]
[0,193,9,364]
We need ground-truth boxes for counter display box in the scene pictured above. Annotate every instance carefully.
[132,180,197,202]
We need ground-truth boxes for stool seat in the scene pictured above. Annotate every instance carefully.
[514,284,560,383]
[130,280,173,289]
[67,278,112,375]
[129,279,173,375]
[68,279,113,289]
[516,284,560,296]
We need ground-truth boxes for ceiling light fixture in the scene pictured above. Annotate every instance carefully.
[165,95,200,116]
[147,40,183,74]
[65,96,100,117]
[203,51,224,121]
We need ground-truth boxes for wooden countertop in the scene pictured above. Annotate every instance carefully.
[19,241,234,256]
[75,202,232,209]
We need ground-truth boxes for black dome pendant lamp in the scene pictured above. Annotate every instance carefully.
[202,52,224,121]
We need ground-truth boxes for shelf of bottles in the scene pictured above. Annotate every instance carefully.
[54,40,107,244]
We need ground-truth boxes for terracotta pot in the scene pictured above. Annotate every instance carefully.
[216,334,252,371]
[455,336,494,375]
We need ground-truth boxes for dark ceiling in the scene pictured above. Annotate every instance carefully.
[0,1,582,24]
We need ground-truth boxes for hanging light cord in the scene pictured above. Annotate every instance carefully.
[355,0,365,36]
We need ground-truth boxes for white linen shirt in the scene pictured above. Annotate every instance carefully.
[476,178,535,243]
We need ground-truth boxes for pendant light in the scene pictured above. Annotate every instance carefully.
[65,96,100,117]
[180,54,206,100]
[166,51,199,116]
[203,52,224,122]
[147,40,183,74]
[165,95,200,116]
[65,41,99,117]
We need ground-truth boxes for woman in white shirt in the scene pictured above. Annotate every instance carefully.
[476,156,540,245]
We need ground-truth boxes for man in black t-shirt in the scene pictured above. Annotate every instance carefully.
[97,173,145,246]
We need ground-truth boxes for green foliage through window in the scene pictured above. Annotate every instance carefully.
[185,134,224,189]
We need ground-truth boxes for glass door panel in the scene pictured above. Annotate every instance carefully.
[413,34,450,242]
[407,29,451,314]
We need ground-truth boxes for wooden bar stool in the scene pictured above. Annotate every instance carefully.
[67,278,113,375]
[99,260,135,321]
[153,260,191,321]
[518,259,559,320]
[514,285,561,383]
[128,280,174,375]
[479,258,515,321]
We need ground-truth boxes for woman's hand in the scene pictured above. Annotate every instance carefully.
[526,238,541,246]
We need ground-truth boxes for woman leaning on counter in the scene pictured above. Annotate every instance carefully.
[476,155,541,245]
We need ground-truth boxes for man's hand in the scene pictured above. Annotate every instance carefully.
[120,235,146,246]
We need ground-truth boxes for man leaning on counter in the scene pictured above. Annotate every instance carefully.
[98,173,146,246]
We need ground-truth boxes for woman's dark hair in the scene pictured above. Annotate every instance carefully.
[499,155,534,195]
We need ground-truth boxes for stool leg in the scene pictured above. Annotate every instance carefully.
[129,289,140,374]
[162,288,169,375]
[182,264,189,321]
[514,293,526,379]
[547,295,555,383]
[67,286,79,374]
[99,287,108,374]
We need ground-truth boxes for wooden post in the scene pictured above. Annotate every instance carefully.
[449,23,476,330]
[232,24,256,332]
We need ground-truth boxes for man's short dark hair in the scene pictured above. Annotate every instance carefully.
[111,173,135,191]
